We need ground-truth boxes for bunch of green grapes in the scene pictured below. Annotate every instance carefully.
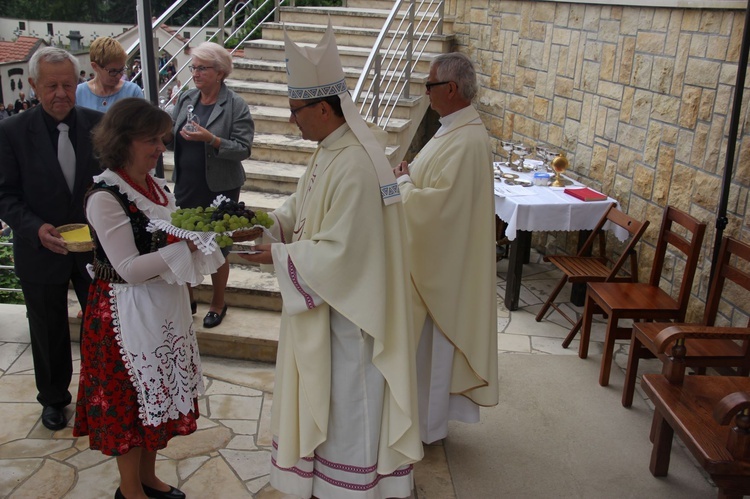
[170,205,273,248]
[251,210,273,229]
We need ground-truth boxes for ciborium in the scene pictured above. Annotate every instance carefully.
[550,152,569,187]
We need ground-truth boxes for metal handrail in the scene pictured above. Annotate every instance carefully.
[0,240,21,295]
[127,0,290,105]
[352,0,445,128]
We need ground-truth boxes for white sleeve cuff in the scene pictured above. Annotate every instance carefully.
[396,174,413,185]
[157,241,223,286]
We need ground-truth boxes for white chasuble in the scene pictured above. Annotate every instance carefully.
[399,106,499,408]
[267,124,422,497]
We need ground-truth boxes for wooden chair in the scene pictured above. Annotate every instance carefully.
[641,325,750,498]
[621,236,750,407]
[535,203,649,342]
[577,205,707,387]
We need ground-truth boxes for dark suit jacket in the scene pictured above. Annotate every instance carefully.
[0,105,104,283]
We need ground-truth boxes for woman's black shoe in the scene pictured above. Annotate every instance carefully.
[114,487,126,499]
[141,483,185,499]
[203,304,227,328]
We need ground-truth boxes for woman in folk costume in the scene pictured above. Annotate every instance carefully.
[238,23,423,499]
[73,98,224,499]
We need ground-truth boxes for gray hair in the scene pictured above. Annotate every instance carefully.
[29,46,80,81]
[432,52,478,101]
[190,41,233,78]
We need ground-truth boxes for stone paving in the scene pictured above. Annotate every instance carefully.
[0,253,685,498]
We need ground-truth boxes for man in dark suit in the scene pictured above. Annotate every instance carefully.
[0,47,103,431]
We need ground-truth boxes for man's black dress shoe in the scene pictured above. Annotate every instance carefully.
[41,406,66,430]
[203,304,227,328]
[141,483,186,499]
[190,301,197,315]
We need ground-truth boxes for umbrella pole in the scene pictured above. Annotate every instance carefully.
[711,0,750,280]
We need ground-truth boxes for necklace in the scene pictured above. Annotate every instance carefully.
[116,169,168,206]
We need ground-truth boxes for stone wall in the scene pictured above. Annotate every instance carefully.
[449,1,749,324]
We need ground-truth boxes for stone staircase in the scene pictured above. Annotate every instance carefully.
[69,0,453,363]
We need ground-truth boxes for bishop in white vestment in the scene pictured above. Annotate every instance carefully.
[240,23,423,499]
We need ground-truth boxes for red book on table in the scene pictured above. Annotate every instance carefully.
[564,187,607,202]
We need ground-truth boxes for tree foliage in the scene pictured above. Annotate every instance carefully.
[3,0,341,25]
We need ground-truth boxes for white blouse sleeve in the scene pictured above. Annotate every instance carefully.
[86,190,218,285]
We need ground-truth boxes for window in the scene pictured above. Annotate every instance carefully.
[183,31,191,39]
[19,22,26,31]
[47,23,53,36]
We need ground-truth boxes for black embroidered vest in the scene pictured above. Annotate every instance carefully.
[85,181,168,283]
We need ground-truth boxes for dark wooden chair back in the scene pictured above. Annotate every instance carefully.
[646,206,707,322]
[576,205,707,387]
[702,237,750,327]
[623,236,750,407]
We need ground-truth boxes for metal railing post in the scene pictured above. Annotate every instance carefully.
[404,0,414,99]
[372,53,381,122]
[438,0,444,35]
[218,0,226,45]
[275,0,281,22]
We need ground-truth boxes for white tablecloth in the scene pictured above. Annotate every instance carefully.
[493,170,628,241]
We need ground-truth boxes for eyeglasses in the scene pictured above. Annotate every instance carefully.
[189,65,215,73]
[103,66,126,77]
[425,80,453,90]
[289,99,323,118]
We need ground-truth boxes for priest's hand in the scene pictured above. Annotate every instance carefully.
[236,243,273,265]
[393,161,410,178]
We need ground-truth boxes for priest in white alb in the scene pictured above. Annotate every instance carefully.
[393,52,499,444]
[238,22,423,499]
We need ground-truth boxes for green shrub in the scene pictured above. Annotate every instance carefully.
[0,234,24,304]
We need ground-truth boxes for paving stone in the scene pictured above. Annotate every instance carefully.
[219,448,272,481]
[12,459,75,498]
[177,455,211,481]
[0,458,41,495]
[206,393,263,420]
[182,455,254,498]
[0,438,72,459]
[158,425,232,460]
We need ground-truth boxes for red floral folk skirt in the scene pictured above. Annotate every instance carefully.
[73,279,200,456]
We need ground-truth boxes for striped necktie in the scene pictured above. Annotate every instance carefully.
[57,123,76,193]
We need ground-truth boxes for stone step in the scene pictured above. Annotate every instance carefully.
[347,0,398,9]
[242,39,438,74]
[279,6,453,33]
[250,131,400,166]
[67,265,282,363]
[231,58,429,102]
[263,21,453,53]
[226,77,423,121]
[161,152,304,195]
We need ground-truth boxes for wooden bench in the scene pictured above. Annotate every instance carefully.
[641,326,750,498]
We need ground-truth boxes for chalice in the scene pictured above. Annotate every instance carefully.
[550,152,569,187]
[513,144,529,172]
[536,146,550,172]
[501,140,514,166]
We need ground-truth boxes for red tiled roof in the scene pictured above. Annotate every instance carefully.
[0,36,46,63]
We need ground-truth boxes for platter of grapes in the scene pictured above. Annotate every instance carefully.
[148,196,274,254]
